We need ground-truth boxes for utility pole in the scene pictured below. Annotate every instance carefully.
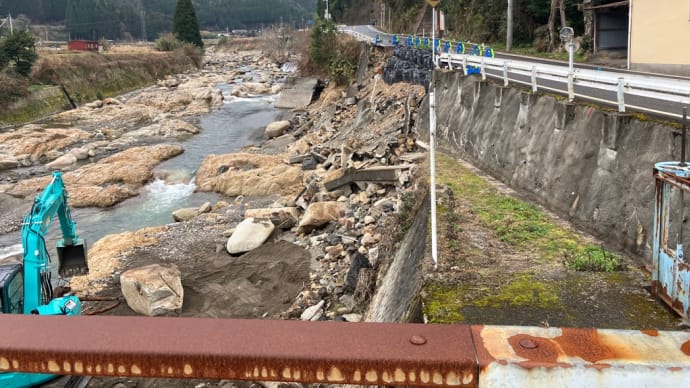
[507,0,513,51]
[9,12,13,34]
[381,3,385,30]
[140,9,147,41]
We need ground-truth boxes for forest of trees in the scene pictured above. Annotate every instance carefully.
[317,0,616,50]
[0,0,317,41]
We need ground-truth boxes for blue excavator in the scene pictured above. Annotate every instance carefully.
[0,171,89,387]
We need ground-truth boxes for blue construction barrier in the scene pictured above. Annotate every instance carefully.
[393,34,494,58]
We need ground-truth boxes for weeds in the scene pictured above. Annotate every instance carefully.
[435,154,627,266]
[563,245,626,272]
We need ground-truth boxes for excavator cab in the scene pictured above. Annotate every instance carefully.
[57,238,88,278]
[0,263,24,314]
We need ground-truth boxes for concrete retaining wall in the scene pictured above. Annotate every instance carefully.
[365,191,429,323]
[419,70,683,262]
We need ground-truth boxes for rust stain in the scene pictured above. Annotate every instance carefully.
[584,363,612,371]
[554,328,615,363]
[681,340,690,356]
[669,367,683,372]
[515,361,572,370]
[471,325,496,372]
[508,335,559,364]
[641,330,659,337]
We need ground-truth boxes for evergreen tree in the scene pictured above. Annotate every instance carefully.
[0,30,38,77]
[173,0,203,48]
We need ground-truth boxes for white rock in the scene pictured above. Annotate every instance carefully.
[300,300,325,321]
[46,153,78,169]
[120,264,183,316]
[265,120,291,139]
[364,215,376,225]
[226,217,275,254]
[69,147,90,160]
[343,313,363,322]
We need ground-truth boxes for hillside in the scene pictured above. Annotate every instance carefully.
[0,0,317,40]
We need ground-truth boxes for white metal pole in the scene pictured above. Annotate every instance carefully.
[432,7,436,67]
[9,12,13,34]
[568,41,574,73]
[429,88,438,269]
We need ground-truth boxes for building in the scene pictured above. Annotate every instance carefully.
[629,0,690,76]
[67,40,99,52]
[591,1,629,56]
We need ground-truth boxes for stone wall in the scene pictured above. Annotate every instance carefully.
[419,70,682,262]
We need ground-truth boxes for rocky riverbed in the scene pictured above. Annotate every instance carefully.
[0,40,428,387]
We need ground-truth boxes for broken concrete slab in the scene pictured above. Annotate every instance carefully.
[323,165,413,191]
[275,77,319,109]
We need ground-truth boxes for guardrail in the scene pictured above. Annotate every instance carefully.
[2,315,690,387]
[437,52,690,119]
[339,26,690,119]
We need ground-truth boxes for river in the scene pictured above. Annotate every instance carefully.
[0,86,282,259]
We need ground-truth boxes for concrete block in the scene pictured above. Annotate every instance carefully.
[555,102,576,131]
[516,92,534,131]
[601,113,631,150]
[460,81,477,110]
[494,87,505,108]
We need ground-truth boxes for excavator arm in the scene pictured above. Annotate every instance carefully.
[0,172,89,387]
[21,171,88,315]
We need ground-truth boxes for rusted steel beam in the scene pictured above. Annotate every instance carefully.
[0,315,478,387]
[3,316,690,387]
[474,326,690,387]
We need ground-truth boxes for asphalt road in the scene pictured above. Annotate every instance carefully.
[340,25,690,121]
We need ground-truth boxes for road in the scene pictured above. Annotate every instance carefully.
[340,25,690,120]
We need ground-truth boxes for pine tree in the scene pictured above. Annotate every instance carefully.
[173,0,203,48]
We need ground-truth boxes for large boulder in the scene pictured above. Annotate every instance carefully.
[124,119,200,139]
[0,126,91,164]
[195,153,303,197]
[0,155,19,171]
[231,82,272,97]
[172,207,199,222]
[226,217,275,255]
[120,263,183,316]
[244,207,300,229]
[46,153,78,170]
[298,201,348,233]
[265,120,291,139]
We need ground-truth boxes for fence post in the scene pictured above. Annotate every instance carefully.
[503,63,509,87]
[617,77,625,112]
[462,56,468,76]
[447,55,453,71]
[481,57,486,81]
[568,73,574,102]
[531,66,537,93]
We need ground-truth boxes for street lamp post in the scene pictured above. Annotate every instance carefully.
[323,0,330,20]
[560,26,574,73]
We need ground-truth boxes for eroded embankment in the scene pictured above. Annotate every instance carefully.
[1,50,197,125]
[420,70,678,262]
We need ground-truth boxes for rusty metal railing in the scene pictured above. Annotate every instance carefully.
[2,315,690,387]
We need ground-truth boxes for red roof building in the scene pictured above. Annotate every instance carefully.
[67,40,99,52]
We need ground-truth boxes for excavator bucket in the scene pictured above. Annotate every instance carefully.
[57,239,89,277]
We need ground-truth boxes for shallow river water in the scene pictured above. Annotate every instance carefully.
[0,87,282,257]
